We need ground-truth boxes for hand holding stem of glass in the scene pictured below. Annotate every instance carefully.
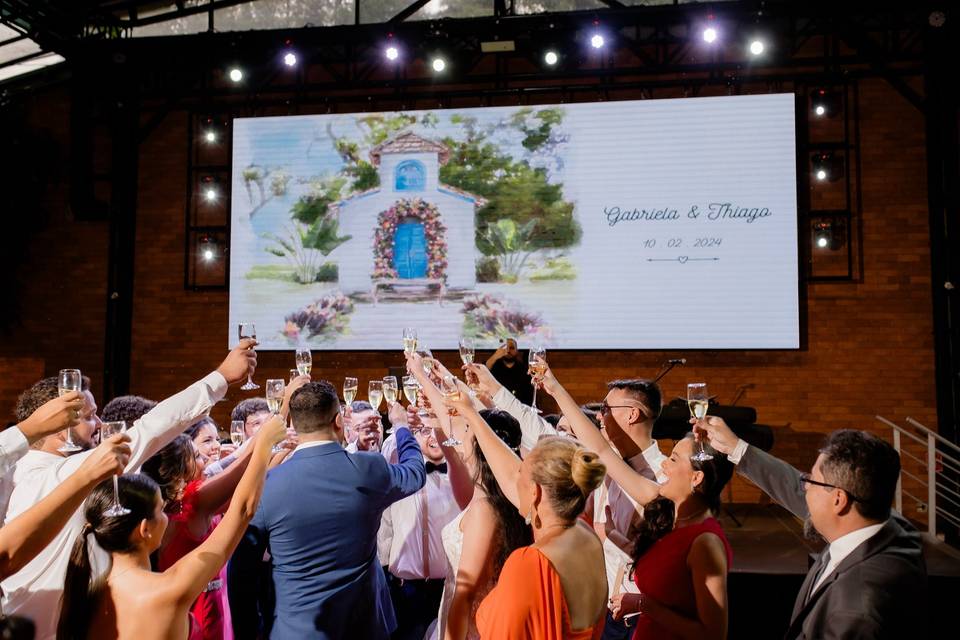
[57,369,82,453]
[100,421,130,516]
[687,382,713,461]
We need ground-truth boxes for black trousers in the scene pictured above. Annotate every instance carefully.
[600,609,633,640]
[386,571,446,640]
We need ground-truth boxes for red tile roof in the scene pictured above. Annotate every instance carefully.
[369,131,451,165]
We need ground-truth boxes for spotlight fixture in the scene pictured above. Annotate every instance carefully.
[810,88,842,118]
[590,33,605,49]
[204,187,218,202]
[811,217,845,251]
[204,130,217,143]
[544,50,559,66]
[749,39,765,55]
[385,45,399,61]
[703,27,718,43]
[199,235,218,262]
[811,152,844,183]
[228,67,243,82]
[431,57,446,72]
[283,52,297,67]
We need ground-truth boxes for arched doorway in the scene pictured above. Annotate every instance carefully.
[393,218,428,278]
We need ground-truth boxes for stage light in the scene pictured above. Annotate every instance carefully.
[228,68,243,82]
[385,45,399,61]
[703,27,718,43]
[816,235,829,248]
[814,105,826,116]
[283,52,297,67]
[811,152,844,183]
[204,130,217,143]
[811,89,842,118]
[432,57,446,72]
[204,187,218,202]
[199,235,219,263]
[811,217,843,251]
[590,33,605,49]
[815,169,827,181]
[749,39,765,55]
[544,50,559,65]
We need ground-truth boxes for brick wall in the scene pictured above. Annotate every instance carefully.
[0,79,937,506]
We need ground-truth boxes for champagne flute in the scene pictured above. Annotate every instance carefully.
[382,376,398,406]
[402,328,418,355]
[266,379,285,415]
[343,377,358,406]
[440,374,463,446]
[57,369,83,453]
[295,346,312,376]
[528,346,547,413]
[100,421,130,517]
[687,382,713,462]
[459,337,475,365]
[419,349,435,377]
[402,375,419,406]
[230,420,246,447]
[238,322,259,390]
[368,380,384,412]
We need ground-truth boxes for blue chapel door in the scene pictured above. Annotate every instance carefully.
[393,220,428,279]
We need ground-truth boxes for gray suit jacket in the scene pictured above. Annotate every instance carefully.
[738,445,928,639]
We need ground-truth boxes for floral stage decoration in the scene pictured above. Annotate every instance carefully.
[282,292,354,343]
[372,198,448,280]
[461,293,552,343]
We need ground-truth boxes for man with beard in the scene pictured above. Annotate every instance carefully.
[699,417,927,639]
[485,338,533,405]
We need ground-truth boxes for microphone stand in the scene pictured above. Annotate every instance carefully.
[654,360,684,383]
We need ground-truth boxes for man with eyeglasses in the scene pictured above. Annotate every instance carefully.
[378,410,458,640]
[698,417,927,639]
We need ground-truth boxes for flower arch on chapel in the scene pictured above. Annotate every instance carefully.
[372,198,449,280]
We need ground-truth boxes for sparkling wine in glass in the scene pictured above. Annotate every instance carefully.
[230,420,246,447]
[528,346,547,413]
[402,328,418,356]
[687,382,713,462]
[266,379,285,414]
[238,322,260,390]
[295,347,312,376]
[383,376,398,405]
[57,369,83,453]
[459,337,475,365]
[402,376,419,405]
[100,421,130,517]
[440,374,463,446]
[343,377,358,405]
[368,380,384,411]
[419,349,435,377]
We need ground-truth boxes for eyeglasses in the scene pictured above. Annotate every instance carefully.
[410,427,432,436]
[599,401,648,417]
[799,473,865,503]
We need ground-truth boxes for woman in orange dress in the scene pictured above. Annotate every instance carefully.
[444,383,609,640]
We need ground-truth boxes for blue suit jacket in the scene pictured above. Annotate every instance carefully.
[230,428,426,640]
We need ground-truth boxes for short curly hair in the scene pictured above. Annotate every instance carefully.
[100,395,157,424]
[15,375,91,423]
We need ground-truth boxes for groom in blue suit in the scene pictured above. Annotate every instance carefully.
[230,380,426,639]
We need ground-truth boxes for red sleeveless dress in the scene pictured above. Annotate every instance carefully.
[630,517,732,640]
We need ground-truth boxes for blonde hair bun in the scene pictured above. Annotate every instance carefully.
[570,447,606,496]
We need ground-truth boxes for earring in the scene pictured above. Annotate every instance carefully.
[524,507,534,526]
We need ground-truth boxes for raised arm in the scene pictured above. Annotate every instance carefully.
[0,434,131,579]
[162,412,285,604]
[465,363,555,451]
[444,382,523,509]
[445,500,497,640]
[485,343,507,369]
[538,365,660,507]
[1,393,85,475]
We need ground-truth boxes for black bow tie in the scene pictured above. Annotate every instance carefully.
[425,462,448,474]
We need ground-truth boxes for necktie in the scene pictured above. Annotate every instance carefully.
[425,461,448,474]
[805,550,831,603]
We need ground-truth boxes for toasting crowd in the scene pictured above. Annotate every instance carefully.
[0,330,927,640]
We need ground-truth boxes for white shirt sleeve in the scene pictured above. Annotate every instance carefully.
[492,387,556,451]
[0,427,30,476]
[728,439,749,465]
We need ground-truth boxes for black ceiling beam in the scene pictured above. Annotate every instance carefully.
[388,0,432,25]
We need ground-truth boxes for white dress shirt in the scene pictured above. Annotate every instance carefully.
[1,371,228,640]
[378,463,459,581]
[0,426,29,522]
[491,386,555,451]
[599,441,667,598]
[812,522,886,593]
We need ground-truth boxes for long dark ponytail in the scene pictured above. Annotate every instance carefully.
[57,474,161,640]
[475,410,533,577]
[629,434,733,568]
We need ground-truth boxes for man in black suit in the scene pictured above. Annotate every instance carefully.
[699,418,927,639]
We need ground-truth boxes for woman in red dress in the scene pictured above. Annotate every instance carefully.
[538,366,734,640]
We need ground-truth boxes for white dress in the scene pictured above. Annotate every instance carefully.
[425,507,488,640]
